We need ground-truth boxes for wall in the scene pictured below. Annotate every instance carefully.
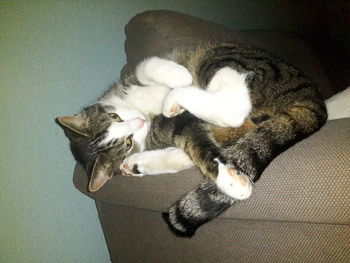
[0,1,334,262]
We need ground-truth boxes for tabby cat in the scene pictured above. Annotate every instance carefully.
[57,42,327,237]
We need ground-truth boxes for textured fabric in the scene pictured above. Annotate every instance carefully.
[326,86,350,120]
[122,10,335,99]
[74,118,350,225]
[96,202,350,263]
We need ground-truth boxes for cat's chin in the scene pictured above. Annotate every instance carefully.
[132,119,149,151]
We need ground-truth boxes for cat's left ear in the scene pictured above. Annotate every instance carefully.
[88,157,114,192]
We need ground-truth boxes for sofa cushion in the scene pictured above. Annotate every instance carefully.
[326,86,350,120]
[74,118,350,225]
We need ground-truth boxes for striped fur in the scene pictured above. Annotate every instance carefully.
[143,43,327,236]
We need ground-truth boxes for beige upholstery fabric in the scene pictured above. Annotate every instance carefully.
[96,202,350,263]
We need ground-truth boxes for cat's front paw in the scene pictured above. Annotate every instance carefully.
[162,88,186,118]
[119,162,144,177]
[214,158,253,200]
[119,155,145,177]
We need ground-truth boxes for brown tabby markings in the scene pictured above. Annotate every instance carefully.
[144,43,326,236]
[210,119,256,144]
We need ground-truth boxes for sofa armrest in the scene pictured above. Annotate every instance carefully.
[73,118,350,225]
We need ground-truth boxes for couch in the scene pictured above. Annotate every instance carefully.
[73,10,350,263]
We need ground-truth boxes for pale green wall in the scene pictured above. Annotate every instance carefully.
[0,1,307,262]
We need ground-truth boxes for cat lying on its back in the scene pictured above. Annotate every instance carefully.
[57,42,327,236]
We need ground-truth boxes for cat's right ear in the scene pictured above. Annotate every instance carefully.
[56,114,90,139]
[89,156,113,192]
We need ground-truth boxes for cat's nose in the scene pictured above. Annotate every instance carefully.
[137,118,145,126]
[129,117,145,130]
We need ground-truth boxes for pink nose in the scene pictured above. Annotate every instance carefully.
[137,118,145,126]
[130,117,145,130]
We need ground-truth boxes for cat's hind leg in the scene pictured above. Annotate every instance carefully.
[163,67,252,127]
[125,57,192,116]
[161,159,252,237]
[136,57,193,88]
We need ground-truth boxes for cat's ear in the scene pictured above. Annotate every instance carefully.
[56,114,90,138]
[88,157,113,192]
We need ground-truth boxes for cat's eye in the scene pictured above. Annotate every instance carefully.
[125,136,133,150]
[109,113,123,122]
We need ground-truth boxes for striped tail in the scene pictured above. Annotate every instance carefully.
[162,181,234,237]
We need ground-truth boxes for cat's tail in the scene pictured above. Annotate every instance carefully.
[162,181,234,237]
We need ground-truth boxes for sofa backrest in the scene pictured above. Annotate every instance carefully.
[122,10,336,99]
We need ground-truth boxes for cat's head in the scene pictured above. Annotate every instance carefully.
[56,103,147,192]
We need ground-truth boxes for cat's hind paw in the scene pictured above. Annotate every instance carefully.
[137,57,193,88]
[214,158,253,200]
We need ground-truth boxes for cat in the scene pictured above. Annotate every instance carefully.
[57,42,327,237]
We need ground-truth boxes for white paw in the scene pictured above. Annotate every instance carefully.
[214,158,253,200]
[153,61,192,88]
[140,57,193,88]
[119,154,145,177]
[162,88,186,118]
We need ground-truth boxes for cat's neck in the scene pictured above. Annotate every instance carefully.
[121,84,171,117]
[100,83,170,117]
